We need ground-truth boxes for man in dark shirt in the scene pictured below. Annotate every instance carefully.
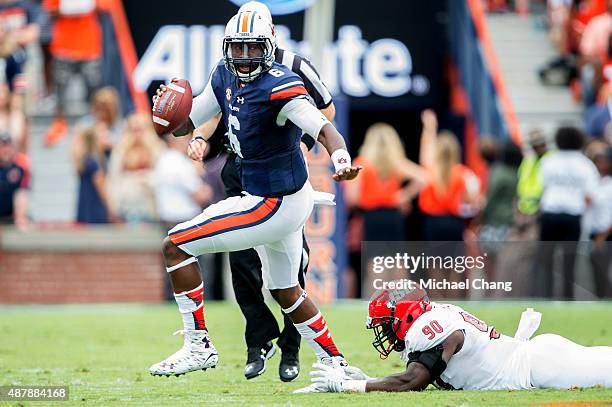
[0,132,28,227]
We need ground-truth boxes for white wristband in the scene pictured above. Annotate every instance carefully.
[343,380,367,393]
[331,149,351,172]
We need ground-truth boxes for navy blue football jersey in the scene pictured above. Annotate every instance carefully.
[210,61,310,197]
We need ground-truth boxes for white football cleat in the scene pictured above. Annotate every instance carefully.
[149,330,218,377]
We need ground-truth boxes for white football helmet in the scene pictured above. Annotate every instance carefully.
[223,12,276,82]
[238,1,273,23]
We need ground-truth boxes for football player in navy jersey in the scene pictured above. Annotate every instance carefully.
[191,2,336,383]
[149,11,365,386]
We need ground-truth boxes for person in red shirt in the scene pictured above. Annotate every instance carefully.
[43,0,103,146]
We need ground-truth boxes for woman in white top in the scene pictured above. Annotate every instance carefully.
[535,127,600,299]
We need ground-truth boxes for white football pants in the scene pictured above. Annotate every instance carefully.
[528,334,612,388]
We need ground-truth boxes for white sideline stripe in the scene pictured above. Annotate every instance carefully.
[166,83,186,94]
[152,116,169,127]
[271,81,302,93]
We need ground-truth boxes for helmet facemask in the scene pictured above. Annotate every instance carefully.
[367,312,407,359]
[223,37,274,83]
[366,285,430,359]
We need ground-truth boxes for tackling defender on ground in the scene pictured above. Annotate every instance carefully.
[302,287,612,393]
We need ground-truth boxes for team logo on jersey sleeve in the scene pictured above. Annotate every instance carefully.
[226,87,232,100]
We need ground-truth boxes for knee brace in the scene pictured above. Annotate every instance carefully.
[281,290,308,314]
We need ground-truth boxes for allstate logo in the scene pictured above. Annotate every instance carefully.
[228,0,315,15]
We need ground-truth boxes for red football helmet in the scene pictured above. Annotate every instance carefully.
[366,286,430,358]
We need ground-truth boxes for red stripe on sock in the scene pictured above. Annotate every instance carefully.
[307,314,327,333]
[186,286,204,306]
[314,329,341,357]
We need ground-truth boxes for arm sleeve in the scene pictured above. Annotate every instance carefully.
[277,98,331,143]
[189,76,221,128]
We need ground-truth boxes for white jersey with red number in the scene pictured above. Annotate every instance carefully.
[402,303,532,390]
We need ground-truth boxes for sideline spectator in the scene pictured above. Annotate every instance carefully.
[579,0,612,105]
[514,129,548,234]
[417,110,481,299]
[479,141,523,243]
[585,34,612,137]
[418,110,481,241]
[476,136,498,192]
[344,122,425,298]
[71,125,109,224]
[75,86,123,155]
[589,146,612,297]
[495,130,549,297]
[153,135,213,226]
[0,1,43,90]
[539,0,608,87]
[535,126,600,298]
[580,0,612,61]
[0,0,44,150]
[0,82,24,150]
[345,122,425,242]
[0,131,28,228]
[477,141,523,287]
[43,0,103,146]
[478,136,499,167]
[107,112,163,223]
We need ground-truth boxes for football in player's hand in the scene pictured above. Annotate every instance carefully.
[151,79,193,136]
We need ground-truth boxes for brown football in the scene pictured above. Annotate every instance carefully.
[151,79,193,136]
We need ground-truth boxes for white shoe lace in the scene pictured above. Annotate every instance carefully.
[172,329,215,350]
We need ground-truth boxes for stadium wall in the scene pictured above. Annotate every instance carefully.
[0,227,165,304]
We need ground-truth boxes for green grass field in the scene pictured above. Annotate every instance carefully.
[1,301,612,406]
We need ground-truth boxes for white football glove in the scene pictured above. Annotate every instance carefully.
[309,362,351,393]
[343,365,372,380]
[292,382,328,394]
